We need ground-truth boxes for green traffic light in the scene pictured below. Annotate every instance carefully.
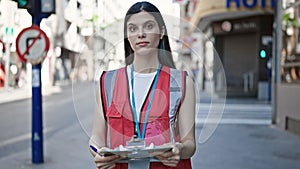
[18,0,28,7]
[260,49,267,59]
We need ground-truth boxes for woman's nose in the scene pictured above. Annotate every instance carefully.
[137,28,146,38]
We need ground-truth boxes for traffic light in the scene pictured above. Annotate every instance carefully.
[13,0,34,10]
[259,42,272,59]
[13,0,55,14]
[13,0,34,9]
[18,0,29,8]
[258,42,272,81]
[259,49,267,59]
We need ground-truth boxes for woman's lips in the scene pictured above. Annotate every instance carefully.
[136,41,149,47]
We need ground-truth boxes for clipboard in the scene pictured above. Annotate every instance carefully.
[98,145,173,159]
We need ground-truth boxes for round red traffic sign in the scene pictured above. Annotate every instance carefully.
[16,25,50,64]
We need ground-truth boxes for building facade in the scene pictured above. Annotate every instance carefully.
[275,0,300,136]
[190,0,275,98]
[190,0,300,136]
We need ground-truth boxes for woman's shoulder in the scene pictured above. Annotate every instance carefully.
[102,66,126,74]
[99,66,127,82]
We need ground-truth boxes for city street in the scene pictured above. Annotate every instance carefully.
[0,81,300,169]
[1,0,300,168]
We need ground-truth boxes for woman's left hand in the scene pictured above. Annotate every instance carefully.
[153,142,183,167]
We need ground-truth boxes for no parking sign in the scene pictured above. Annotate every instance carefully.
[16,25,50,65]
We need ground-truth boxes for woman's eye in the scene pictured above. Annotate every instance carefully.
[128,26,137,32]
[145,23,153,30]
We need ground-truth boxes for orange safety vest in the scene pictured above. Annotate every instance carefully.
[100,65,192,169]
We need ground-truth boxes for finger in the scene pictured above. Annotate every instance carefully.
[159,154,178,160]
[107,164,116,169]
[167,155,180,161]
[161,155,180,163]
[97,156,122,167]
[156,151,174,158]
[96,162,110,168]
[160,160,178,167]
[155,155,169,161]
[172,146,180,154]
[155,155,165,161]
[94,154,119,163]
[95,159,117,167]
[96,161,116,168]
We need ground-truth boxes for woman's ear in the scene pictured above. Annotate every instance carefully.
[160,26,165,39]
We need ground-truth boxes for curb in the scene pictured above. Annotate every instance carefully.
[0,85,62,104]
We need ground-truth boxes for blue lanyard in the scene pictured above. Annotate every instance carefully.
[130,64,161,139]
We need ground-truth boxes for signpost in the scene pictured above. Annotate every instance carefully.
[16,25,50,162]
[16,25,50,64]
[15,0,54,164]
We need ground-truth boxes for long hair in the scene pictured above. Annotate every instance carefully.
[124,1,176,68]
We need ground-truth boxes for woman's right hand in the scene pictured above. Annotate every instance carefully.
[90,146,121,169]
[94,153,120,169]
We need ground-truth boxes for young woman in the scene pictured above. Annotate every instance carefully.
[89,1,196,169]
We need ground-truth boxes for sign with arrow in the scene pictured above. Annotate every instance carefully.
[16,25,50,65]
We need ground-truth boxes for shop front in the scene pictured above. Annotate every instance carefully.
[190,0,274,98]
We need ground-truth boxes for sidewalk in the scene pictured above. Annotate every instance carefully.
[0,84,63,105]
[193,124,300,169]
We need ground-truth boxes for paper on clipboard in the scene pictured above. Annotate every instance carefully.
[98,145,173,159]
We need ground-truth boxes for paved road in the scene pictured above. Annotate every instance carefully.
[0,82,96,169]
[0,81,300,169]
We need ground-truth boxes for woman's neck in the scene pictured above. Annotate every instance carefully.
[133,53,159,73]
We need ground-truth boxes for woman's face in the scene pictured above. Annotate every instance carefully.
[126,11,163,56]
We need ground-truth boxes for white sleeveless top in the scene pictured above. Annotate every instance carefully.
[127,66,156,121]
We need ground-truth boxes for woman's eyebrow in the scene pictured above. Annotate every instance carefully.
[127,19,156,25]
[127,23,136,26]
[144,20,155,24]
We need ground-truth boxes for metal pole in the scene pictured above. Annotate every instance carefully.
[31,0,44,163]
[272,0,282,124]
[4,42,10,89]
[31,63,43,163]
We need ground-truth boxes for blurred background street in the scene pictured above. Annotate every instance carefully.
[1,0,300,168]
